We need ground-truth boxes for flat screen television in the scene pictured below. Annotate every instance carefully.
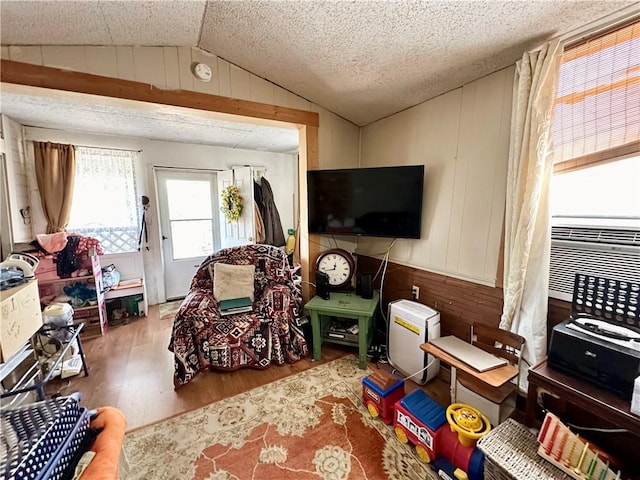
[307,165,424,239]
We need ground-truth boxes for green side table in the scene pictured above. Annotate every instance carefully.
[304,291,380,369]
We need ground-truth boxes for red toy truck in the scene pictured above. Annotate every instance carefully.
[362,370,405,424]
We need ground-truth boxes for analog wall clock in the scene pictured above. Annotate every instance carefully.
[315,248,355,290]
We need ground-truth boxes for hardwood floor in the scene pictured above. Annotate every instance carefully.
[50,303,451,431]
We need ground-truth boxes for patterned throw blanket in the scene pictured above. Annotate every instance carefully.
[169,244,308,386]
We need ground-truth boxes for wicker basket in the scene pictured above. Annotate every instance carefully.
[477,419,570,480]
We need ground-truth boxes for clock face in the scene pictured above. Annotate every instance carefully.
[317,250,353,288]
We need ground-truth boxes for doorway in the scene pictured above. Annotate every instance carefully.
[1,62,319,301]
[156,169,218,300]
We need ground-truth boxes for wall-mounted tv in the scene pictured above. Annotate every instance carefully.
[307,165,424,239]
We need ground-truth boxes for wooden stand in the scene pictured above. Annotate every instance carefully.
[305,291,379,369]
[420,341,518,403]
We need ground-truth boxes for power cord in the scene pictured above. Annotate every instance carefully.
[375,238,396,325]
[391,357,436,383]
[567,423,629,434]
[537,402,630,434]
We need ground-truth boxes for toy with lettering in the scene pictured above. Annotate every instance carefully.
[362,372,490,480]
[362,370,405,424]
[394,390,490,480]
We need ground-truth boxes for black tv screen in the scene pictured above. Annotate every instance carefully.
[307,165,424,239]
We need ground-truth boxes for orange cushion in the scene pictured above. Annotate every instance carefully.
[79,407,127,480]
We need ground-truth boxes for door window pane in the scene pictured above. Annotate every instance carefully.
[167,180,213,220]
[171,220,214,259]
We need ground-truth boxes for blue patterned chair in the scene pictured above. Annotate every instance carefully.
[169,244,308,386]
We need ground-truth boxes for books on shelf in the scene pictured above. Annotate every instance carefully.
[219,297,253,316]
[324,320,359,341]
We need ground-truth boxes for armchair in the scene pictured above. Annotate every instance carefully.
[169,244,308,387]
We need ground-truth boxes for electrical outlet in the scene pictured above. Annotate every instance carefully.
[411,285,419,300]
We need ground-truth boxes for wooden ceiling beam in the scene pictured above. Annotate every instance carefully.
[0,59,319,128]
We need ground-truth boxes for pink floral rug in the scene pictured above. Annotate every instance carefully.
[123,356,437,479]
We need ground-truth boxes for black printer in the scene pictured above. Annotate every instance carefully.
[548,274,640,399]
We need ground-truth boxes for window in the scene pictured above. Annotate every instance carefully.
[549,20,640,301]
[552,20,639,171]
[67,147,140,253]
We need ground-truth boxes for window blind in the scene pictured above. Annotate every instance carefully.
[552,20,640,173]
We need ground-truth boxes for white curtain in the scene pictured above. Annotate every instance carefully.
[67,147,139,252]
[500,39,563,390]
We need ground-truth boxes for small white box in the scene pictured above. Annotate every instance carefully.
[387,299,440,385]
[632,376,640,417]
[456,381,516,426]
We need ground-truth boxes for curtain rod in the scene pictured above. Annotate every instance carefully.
[29,139,142,153]
[73,144,142,153]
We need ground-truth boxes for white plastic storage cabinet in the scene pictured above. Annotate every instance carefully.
[387,299,440,385]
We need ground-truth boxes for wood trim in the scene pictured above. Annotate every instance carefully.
[357,255,504,341]
[554,140,640,174]
[563,18,640,60]
[0,60,319,128]
[298,125,318,301]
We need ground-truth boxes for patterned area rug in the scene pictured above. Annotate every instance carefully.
[123,356,439,479]
[159,300,182,321]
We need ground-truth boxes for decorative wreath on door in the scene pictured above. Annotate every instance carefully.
[220,185,243,222]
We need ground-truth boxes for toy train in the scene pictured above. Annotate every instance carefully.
[363,370,491,480]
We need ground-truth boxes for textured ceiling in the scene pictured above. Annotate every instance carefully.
[1,0,639,135]
[0,86,300,153]
[199,1,637,125]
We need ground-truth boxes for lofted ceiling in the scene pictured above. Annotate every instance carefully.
[1,0,639,150]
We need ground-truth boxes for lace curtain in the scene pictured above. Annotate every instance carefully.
[500,39,563,391]
[67,147,139,253]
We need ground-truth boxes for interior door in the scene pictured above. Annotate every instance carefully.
[217,166,255,248]
[157,169,218,300]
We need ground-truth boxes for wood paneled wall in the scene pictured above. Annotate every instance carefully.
[358,66,515,286]
[548,298,572,332]
[358,255,573,344]
[357,255,504,342]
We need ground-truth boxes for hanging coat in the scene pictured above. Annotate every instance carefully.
[254,201,266,244]
[260,178,286,246]
[254,181,265,219]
